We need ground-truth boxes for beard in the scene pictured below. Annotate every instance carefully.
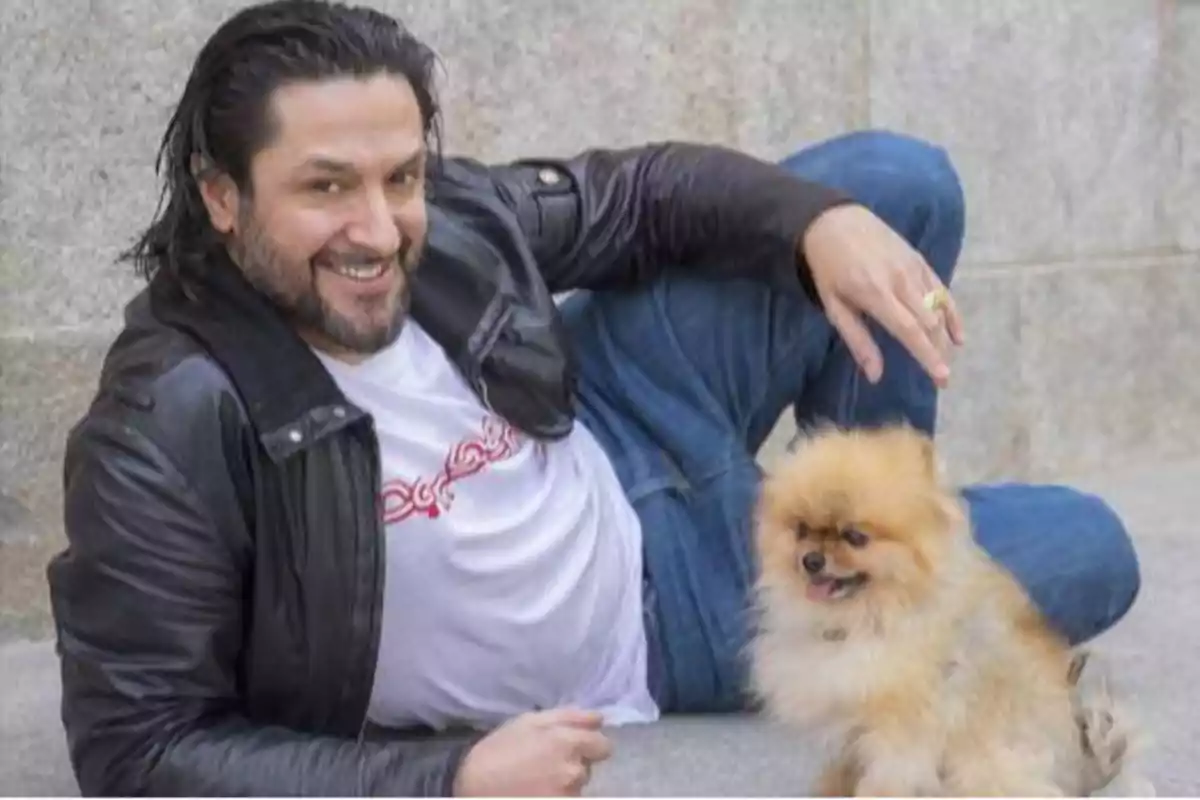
[230,206,419,355]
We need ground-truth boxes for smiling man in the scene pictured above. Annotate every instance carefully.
[46,0,1140,796]
[200,76,429,358]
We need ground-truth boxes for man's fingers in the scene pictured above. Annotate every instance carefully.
[569,729,614,763]
[535,707,604,730]
[563,761,592,796]
[898,266,943,333]
[825,297,883,383]
[915,263,965,347]
[942,290,966,345]
[881,265,953,386]
[878,296,951,387]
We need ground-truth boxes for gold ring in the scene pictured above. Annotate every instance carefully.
[922,287,950,313]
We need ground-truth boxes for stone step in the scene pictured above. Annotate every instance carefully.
[4,457,1198,795]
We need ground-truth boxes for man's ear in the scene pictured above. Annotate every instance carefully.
[191,153,240,235]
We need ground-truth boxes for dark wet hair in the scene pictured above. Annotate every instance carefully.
[122,0,442,285]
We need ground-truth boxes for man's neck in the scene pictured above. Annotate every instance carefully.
[302,330,371,365]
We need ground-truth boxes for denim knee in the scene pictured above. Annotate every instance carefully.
[858,130,964,278]
[782,129,966,285]
[1071,491,1141,643]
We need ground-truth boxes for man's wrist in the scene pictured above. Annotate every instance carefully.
[794,201,859,309]
[444,732,488,797]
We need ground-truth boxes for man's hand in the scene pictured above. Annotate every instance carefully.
[454,708,613,797]
[802,204,965,388]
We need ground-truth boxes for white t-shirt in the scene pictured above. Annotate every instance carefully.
[314,320,658,731]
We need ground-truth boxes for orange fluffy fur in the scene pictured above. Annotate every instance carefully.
[748,424,1145,797]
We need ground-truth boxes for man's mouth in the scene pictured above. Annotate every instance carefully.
[322,261,394,282]
[805,572,869,602]
[317,241,411,286]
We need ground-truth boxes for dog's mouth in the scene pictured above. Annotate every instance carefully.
[806,572,870,602]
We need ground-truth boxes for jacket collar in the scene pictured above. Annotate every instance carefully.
[148,254,366,463]
[144,200,506,461]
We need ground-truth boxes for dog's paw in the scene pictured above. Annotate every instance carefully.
[1091,768,1156,798]
[854,766,940,798]
[1071,652,1153,797]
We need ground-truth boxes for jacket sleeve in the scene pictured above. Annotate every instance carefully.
[46,415,474,797]
[483,141,855,298]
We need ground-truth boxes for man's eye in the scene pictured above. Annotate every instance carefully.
[390,170,418,187]
[309,180,342,194]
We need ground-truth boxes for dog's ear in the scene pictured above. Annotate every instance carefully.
[918,435,938,480]
[892,423,939,480]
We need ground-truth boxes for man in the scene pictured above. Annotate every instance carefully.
[47,0,1140,796]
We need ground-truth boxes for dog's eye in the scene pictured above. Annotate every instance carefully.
[842,528,869,548]
[794,524,809,540]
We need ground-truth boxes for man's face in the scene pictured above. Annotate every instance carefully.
[201,74,428,359]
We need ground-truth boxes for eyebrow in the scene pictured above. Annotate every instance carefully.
[301,150,426,175]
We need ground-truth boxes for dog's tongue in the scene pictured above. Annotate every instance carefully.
[806,579,837,602]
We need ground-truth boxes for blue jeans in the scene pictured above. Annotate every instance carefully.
[562,130,1141,714]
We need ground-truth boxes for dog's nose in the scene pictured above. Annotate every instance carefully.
[802,551,825,574]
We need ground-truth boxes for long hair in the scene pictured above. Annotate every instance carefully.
[122,0,443,287]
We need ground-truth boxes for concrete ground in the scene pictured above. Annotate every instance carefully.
[3,456,1198,796]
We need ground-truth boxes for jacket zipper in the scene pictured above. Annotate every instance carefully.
[354,424,385,746]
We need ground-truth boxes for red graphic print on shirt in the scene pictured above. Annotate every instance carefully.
[380,415,524,524]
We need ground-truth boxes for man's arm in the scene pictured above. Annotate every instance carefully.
[46,415,472,796]
[478,142,854,296]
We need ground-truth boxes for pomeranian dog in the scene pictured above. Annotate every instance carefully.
[748,424,1149,797]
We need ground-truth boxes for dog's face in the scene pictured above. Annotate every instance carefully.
[755,425,966,610]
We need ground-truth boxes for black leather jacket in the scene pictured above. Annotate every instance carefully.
[46,142,847,796]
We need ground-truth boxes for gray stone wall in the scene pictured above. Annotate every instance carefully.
[2,1,1198,631]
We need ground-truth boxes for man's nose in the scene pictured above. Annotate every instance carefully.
[346,188,401,256]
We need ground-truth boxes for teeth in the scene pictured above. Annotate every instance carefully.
[331,262,388,281]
